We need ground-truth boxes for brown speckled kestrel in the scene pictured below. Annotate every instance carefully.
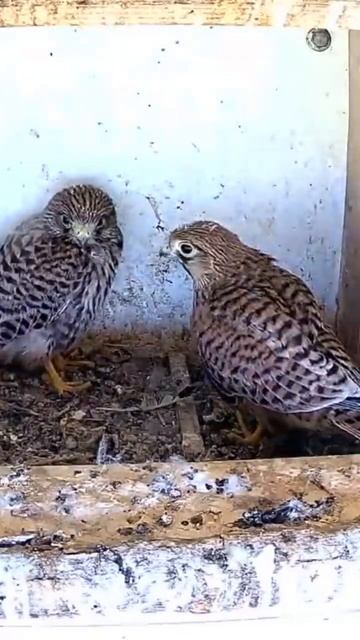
[0,184,123,394]
[169,220,360,444]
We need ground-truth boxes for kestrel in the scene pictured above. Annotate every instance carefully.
[169,220,360,444]
[0,184,123,394]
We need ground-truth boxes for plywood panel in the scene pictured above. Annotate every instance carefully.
[0,1,359,28]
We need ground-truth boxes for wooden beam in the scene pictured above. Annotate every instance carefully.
[0,456,359,622]
[337,31,360,358]
[0,455,359,551]
[0,529,360,623]
[168,352,205,459]
[0,1,360,28]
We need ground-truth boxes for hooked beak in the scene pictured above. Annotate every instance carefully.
[72,222,95,243]
[159,246,178,264]
[167,236,181,258]
[159,247,171,259]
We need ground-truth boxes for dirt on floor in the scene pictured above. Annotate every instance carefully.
[0,338,181,465]
[0,335,359,465]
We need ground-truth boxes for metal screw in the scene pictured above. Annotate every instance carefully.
[306,28,332,52]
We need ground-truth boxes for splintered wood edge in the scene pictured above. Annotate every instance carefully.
[168,352,205,459]
[0,454,359,552]
[0,1,359,28]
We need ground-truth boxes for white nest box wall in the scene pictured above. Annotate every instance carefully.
[0,26,348,332]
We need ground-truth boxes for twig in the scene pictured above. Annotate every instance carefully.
[54,402,78,419]
[97,396,180,413]
[97,383,199,414]
[1,401,40,417]
[30,454,89,465]
[157,411,167,428]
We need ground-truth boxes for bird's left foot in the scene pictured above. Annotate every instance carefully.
[232,410,265,446]
[43,358,91,395]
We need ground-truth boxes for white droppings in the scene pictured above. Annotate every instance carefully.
[0,463,252,520]
[241,497,333,527]
[0,468,29,487]
[181,469,251,495]
[279,498,319,521]
[0,533,35,546]
[146,465,251,501]
[0,492,24,509]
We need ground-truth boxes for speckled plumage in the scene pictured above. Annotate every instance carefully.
[170,220,360,440]
[0,184,123,376]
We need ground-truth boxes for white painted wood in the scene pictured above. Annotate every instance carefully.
[0,529,359,624]
[2,613,360,637]
[0,26,348,331]
[0,458,358,623]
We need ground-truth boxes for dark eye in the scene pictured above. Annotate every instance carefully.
[97,217,106,230]
[62,214,71,229]
[179,243,194,256]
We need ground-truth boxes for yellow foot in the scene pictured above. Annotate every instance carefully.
[43,359,91,395]
[95,341,127,359]
[63,339,126,364]
[53,353,95,372]
[232,410,265,446]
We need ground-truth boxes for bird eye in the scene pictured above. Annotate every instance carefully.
[179,243,194,257]
[62,214,71,229]
[97,217,106,230]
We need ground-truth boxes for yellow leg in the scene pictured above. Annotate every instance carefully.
[233,409,265,446]
[43,358,91,395]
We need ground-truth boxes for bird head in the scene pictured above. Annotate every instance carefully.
[169,220,242,286]
[44,184,123,252]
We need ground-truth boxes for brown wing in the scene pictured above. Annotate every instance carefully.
[0,226,88,346]
[197,278,358,414]
[268,267,323,340]
[268,265,360,385]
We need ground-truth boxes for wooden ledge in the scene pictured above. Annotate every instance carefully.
[0,455,359,622]
[0,1,359,28]
[0,455,359,552]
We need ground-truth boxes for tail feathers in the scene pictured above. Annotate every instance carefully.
[337,397,360,412]
[329,407,360,441]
